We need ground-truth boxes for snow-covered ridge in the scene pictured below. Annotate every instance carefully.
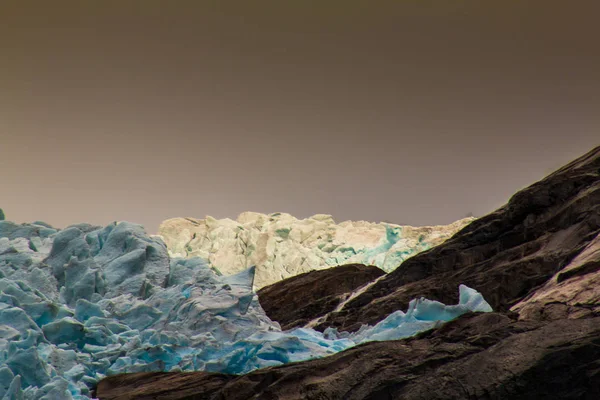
[157,212,474,289]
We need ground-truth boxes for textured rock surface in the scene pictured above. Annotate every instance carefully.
[95,372,234,400]
[257,264,385,330]
[157,213,473,289]
[95,146,600,399]
[511,230,600,321]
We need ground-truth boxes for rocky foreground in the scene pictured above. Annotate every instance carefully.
[96,145,600,399]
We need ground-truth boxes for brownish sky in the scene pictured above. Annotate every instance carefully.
[1,1,598,233]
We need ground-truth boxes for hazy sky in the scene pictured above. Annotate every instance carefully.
[1,1,599,233]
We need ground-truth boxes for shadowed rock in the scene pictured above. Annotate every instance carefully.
[257,263,385,330]
[511,230,600,321]
[94,371,234,400]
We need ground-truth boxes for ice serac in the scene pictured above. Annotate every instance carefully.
[0,219,491,399]
[157,212,474,288]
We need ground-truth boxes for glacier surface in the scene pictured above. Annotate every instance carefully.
[158,212,474,289]
[0,219,491,399]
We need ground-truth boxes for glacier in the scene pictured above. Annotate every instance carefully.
[0,219,491,399]
[158,212,474,289]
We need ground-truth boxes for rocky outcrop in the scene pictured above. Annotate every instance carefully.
[157,213,473,289]
[257,264,385,330]
[511,231,600,321]
[94,371,234,400]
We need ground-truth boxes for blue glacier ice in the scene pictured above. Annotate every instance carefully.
[0,220,492,399]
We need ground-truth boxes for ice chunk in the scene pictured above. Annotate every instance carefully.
[0,221,57,241]
[351,284,493,343]
[5,347,51,388]
[0,367,15,398]
[74,300,105,322]
[42,318,85,347]
[0,307,41,335]
[458,284,494,312]
[61,258,105,306]
[3,375,22,400]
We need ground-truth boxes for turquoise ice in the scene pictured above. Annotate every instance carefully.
[0,220,492,399]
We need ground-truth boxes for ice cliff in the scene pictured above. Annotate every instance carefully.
[158,212,474,289]
[0,218,491,399]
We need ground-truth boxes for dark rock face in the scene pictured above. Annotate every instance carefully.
[94,371,235,400]
[511,230,600,322]
[96,146,600,400]
[257,263,385,330]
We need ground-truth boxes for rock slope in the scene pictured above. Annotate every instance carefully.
[96,146,600,399]
[157,213,473,289]
[257,264,385,330]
